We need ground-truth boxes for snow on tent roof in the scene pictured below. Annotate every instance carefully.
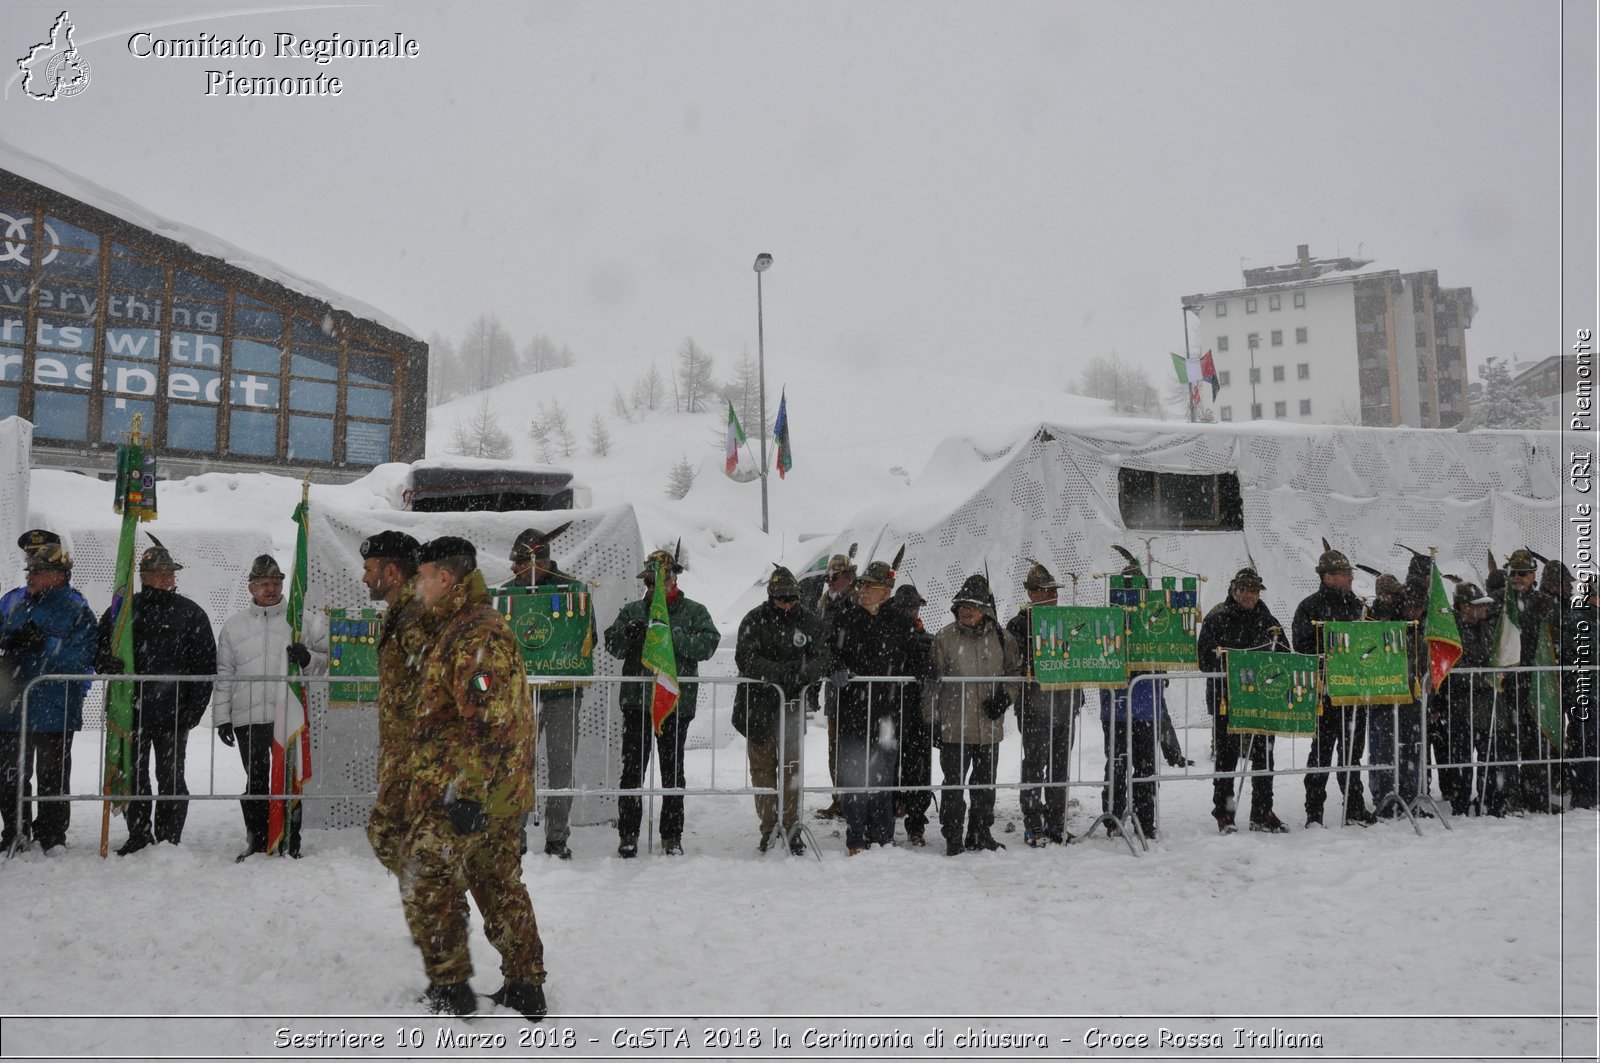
[0,137,417,340]
[816,418,1561,622]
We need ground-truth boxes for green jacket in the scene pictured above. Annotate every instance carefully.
[603,590,721,718]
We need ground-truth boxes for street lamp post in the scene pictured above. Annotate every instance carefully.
[753,253,773,533]
[1181,303,1201,423]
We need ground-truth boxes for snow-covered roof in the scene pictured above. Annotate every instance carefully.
[0,137,418,340]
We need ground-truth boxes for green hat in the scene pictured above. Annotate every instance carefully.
[1230,567,1265,591]
[857,560,895,587]
[1504,549,1537,573]
[825,554,856,577]
[139,545,183,572]
[1315,549,1352,574]
[248,555,284,580]
[1022,562,1060,591]
[951,573,995,610]
[767,565,800,598]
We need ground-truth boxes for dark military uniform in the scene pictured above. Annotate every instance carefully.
[603,584,720,849]
[1502,566,1558,811]
[1197,588,1286,829]
[1434,589,1499,815]
[1007,606,1081,843]
[830,593,918,849]
[732,587,828,844]
[402,569,544,990]
[1293,581,1372,824]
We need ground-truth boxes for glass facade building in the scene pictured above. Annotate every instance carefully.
[1,165,426,478]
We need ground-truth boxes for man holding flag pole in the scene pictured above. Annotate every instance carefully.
[603,546,720,857]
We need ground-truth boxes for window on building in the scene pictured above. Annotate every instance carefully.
[1272,330,1285,347]
[1219,406,1233,421]
[1247,333,1260,349]
[1300,398,1312,415]
[1293,292,1306,308]
[1219,370,1231,386]
[1272,365,1285,382]
[1296,326,1308,343]
[1245,297,1258,314]
[1250,403,1263,420]
[1248,367,1261,384]
[1117,467,1244,531]
[1217,336,1230,352]
[1216,301,1228,317]
[1297,362,1310,380]
[1268,294,1281,311]
[1274,400,1287,418]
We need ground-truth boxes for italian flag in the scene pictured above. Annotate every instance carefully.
[268,483,314,854]
[1424,560,1462,690]
[641,560,679,733]
[724,401,747,478]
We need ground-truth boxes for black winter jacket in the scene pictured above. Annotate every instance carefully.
[96,587,217,732]
[732,600,828,743]
[1196,595,1286,715]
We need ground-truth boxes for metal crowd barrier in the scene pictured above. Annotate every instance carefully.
[5,664,1593,860]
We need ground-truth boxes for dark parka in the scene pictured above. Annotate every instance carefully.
[1197,594,1287,715]
[96,587,216,732]
[732,600,828,744]
[1291,583,1367,655]
[827,599,918,743]
[604,591,720,719]
[1439,609,1497,730]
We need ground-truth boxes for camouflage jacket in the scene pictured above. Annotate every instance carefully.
[411,569,536,818]
[374,580,427,792]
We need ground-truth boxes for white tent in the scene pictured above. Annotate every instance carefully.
[814,419,1562,626]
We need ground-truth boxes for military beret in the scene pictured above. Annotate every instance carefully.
[416,536,477,567]
[360,530,420,563]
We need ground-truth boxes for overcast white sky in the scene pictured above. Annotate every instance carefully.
[0,0,1579,392]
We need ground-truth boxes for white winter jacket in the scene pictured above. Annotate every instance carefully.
[212,600,328,728]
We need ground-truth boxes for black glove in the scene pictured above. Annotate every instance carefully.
[286,642,312,670]
[624,618,647,643]
[448,798,489,836]
[96,654,127,675]
[217,723,236,747]
[983,690,1012,720]
[3,622,47,655]
[829,667,852,690]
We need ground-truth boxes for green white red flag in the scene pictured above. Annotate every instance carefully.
[1424,560,1462,691]
[268,481,313,854]
[724,401,747,478]
[640,560,679,733]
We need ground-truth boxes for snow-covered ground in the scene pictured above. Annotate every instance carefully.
[8,363,1598,1060]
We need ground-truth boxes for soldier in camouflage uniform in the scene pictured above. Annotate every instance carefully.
[402,536,547,1022]
[360,531,423,875]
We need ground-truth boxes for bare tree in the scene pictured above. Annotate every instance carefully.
[528,412,554,464]
[425,331,458,407]
[666,453,697,499]
[1075,355,1164,417]
[610,383,634,423]
[675,337,717,413]
[632,362,666,412]
[450,398,514,459]
[523,333,561,374]
[542,400,577,458]
[720,350,764,439]
[588,412,613,457]
[458,314,519,392]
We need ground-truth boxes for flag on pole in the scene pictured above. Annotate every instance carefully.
[773,389,793,479]
[268,481,314,854]
[1494,580,1522,672]
[724,400,747,478]
[640,560,679,733]
[103,427,155,813]
[1424,560,1462,691]
[1171,352,1204,405]
[1529,615,1563,745]
[1199,349,1221,400]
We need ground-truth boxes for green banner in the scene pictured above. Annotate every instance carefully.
[328,608,382,706]
[493,582,596,688]
[1322,620,1414,706]
[1030,605,1126,689]
[1224,649,1321,734]
[1110,574,1199,671]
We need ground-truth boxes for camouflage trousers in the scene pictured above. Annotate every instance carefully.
[366,777,411,875]
[399,809,546,987]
